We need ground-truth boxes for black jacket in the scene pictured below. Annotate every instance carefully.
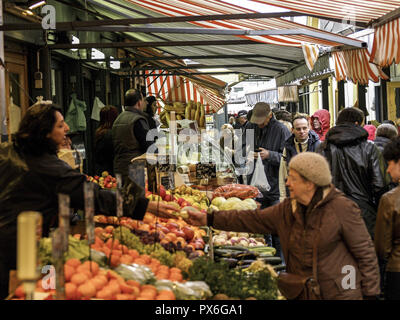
[283,130,321,166]
[244,117,291,203]
[319,123,389,238]
[94,129,114,175]
[374,136,391,153]
[0,142,148,243]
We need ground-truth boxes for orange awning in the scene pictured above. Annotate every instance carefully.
[124,0,362,47]
[145,70,225,113]
[251,0,400,25]
[370,17,400,67]
[332,48,388,85]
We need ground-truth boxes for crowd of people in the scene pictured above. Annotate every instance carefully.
[216,103,400,300]
[0,88,400,300]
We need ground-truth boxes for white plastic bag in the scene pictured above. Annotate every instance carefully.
[250,153,271,192]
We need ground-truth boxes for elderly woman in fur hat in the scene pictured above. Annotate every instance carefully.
[186,152,380,300]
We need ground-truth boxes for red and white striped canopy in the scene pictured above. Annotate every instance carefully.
[251,0,400,24]
[125,0,361,47]
[332,48,388,85]
[370,17,400,67]
[145,70,225,113]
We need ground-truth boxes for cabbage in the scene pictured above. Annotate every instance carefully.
[243,198,258,210]
[225,197,242,204]
[211,197,226,207]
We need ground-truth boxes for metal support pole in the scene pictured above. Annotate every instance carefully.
[0,0,6,142]
[42,47,52,100]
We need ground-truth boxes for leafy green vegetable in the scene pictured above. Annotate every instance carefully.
[187,256,278,300]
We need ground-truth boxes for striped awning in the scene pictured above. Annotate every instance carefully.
[125,0,362,47]
[251,0,400,25]
[332,48,388,85]
[145,70,225,113]
[370,17,400,67]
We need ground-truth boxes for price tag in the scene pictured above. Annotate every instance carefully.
[116,174,123,218]
[84,182,95,245]
[58,193,70,252]
[51,229,65,300]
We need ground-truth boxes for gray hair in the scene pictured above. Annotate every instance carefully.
[376,123,398,140]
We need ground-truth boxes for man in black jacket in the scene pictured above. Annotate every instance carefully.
[244,102,291,208]
[112,89,153,183]
[319,107,389,238]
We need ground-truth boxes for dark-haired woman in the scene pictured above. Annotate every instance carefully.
[145,96,158,130]
[375,137,400,300]
[0,104,177,299]
[94,105,118,175]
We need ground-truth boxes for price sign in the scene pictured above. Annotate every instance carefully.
[116,174,123,218]
[84,182,95,245]
[58,193,70,252]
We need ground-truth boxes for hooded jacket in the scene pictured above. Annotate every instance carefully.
[319,123,389,238]
[311,109,331,141]
[211,185,380,300]
[363,125,376,141]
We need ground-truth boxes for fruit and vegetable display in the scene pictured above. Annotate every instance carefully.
[210,196,258,211]
[213,246,281,270]
[85,171,117,189]
[212,230,266,247]
[187,257,279,300]
[213,184,260,200]
[159,101,206,129]
[94,213,206,257]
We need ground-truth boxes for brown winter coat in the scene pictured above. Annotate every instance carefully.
[375,185,400,272]
[212,185,380,300]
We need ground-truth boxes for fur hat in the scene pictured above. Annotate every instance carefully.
[289,152,332,187]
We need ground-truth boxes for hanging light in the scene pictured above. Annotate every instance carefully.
[28,1,46,10]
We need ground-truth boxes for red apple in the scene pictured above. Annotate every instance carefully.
[177,198,185,206]
[164,194,172,202]
[182,226,195,241]
[173,230,186,239]
[159,186,166,199]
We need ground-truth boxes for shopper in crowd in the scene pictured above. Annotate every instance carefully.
[318,107,389,238]
[145,96,158,130]
[279,114,320,202]
[243,102,291,257]
[364,124,377,141]
[375,137,400,300]
[228,116,235,126]
[187,152,380,300]
[0,103,177,299]
[112,89,152,183]
[274,109,293,131]
[219,123,237,164]
[311,109,330,141]
[374,123,398,152]
[233,110,248,131]
[94,105,119,176]
[245,102,291,208]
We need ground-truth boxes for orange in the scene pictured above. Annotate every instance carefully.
[65,258,81,268]
[70,273,89,286]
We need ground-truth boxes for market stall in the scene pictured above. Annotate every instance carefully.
[8,158,282,300]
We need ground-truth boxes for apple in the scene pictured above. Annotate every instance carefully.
[173,230,186,239]
[193,241,204,250]
[166,222,179,232]
[159,186,167,199]
[177,198,185,206]
[164,194,172,202]
[160,226,170,234]
[94,175,100,180]
[182,226,195,241]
